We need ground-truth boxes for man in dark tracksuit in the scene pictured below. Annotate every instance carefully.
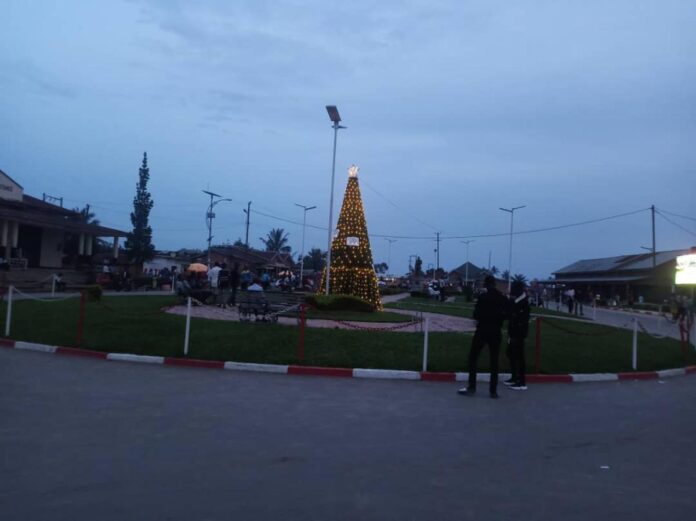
[459,275,509,399]
[504,280,531,390]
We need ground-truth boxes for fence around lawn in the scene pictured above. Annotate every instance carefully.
[1,286,694,374]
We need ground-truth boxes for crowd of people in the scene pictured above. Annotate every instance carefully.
[176,263,304,306]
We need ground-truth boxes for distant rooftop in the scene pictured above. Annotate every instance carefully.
[553,249,691,275]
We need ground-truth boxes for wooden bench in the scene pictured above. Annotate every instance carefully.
[238,290,306,323]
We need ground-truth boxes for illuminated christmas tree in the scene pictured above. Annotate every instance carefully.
[320,165,383,310]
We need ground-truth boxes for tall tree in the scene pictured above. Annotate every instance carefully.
[260,228,291,253]
[125,152,155,264]
[72,205,100,226]
[512,273,528,285]
[414,256,423,276]
[374,262,388,274]
[303,248,326,271]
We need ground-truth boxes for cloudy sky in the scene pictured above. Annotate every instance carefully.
[2,0,695,278]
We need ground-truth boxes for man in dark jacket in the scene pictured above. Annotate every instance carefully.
[459,275,509,399]
[504,280,531,390]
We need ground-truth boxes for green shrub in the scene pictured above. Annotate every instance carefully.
[306,294,375,312]
[410,290,430,299]
[379,287,404,296]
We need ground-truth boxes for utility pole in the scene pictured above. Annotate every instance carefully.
[488,251,492,270]
[435,232,440,273]
[243,201,252,248]
[203,190,222,267]
[651,204,656,269]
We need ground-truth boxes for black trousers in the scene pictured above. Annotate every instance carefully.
[468,330,501,393]
[507,336,526,385]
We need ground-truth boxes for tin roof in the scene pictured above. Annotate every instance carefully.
[553,249,689,275]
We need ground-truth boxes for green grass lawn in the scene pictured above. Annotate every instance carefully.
[1,296,692,373]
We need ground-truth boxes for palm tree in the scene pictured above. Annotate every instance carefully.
[303,248,326,271]
[73,205,100,226]
[501,269,510,281]
[489,265,499,276]
[260,228,290,252]
[512,273,528,285]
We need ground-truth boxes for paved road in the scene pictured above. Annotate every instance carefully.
[1,349,694,521]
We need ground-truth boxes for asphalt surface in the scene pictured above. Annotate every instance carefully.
[1,348,695,521]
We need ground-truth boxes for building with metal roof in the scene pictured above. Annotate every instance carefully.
[552,248,693,301]
[0,169,128,270]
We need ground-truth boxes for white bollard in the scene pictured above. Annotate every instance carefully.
[422,317,430,372]
[51,275,56,298]
[184,297,192,356]
[4,285,13,337]
[632,317,638,370]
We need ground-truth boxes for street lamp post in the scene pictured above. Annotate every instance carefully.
[325,105,346,295]
[295,203,317,289]
[203,190,232,267]
[460,240,474,288]
[499,205,526,293]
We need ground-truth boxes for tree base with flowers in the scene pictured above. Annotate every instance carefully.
[319,165,383,311]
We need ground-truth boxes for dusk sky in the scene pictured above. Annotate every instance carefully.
[2,0,695,279]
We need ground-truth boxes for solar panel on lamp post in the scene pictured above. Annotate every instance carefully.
[499,205,526,294]
[202,190,232,267]
[324,105,346,295]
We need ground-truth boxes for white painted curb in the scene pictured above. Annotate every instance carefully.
[106,353,164,364]
[571,373,619,382]
[656,368,686,378]
[353,368,420,380]
[14,341,57,354]
[224,361,289,374]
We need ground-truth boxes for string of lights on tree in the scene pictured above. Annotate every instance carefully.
[319,165,383,310]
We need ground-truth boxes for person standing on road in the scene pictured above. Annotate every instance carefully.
[504,280,531,391]
[459,275,509,399]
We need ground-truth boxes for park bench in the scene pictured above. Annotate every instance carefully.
[238,290,306,323]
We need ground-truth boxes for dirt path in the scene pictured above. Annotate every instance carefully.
[165,303,476,333]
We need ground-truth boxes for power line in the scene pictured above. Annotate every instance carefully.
[360,179,440,232]
[249,206,651,241]
[655,210,696,239]
[657,208,696,223]
[441,207,651,240]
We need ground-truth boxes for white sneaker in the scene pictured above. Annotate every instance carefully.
[510,384,527,391]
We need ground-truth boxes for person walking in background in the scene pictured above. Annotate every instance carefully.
[208,262,222,296]
[504,280,531,391]
[459,275,509,399]
[566,287,575,314]
[228,263,240,306]
[240,266,251,291]
[217,263,230,308]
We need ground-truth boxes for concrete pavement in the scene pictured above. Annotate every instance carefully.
[1,347,694,521]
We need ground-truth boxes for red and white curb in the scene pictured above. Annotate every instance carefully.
[1,338,694,383]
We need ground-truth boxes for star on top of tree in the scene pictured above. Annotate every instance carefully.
[348,165,359,178]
